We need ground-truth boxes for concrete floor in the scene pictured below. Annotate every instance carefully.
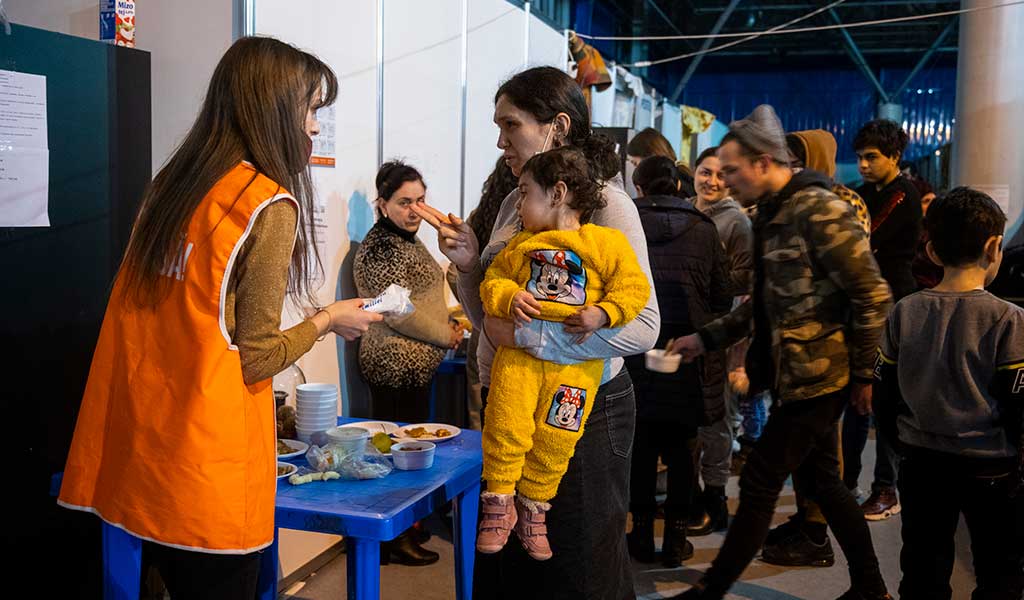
[281,439,979,599]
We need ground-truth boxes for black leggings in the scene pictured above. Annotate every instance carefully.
[145,542,261,600]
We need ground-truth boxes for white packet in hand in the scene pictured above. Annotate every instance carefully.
[362,283,415,317]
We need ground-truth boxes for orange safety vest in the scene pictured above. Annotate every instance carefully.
[59,162,295,553]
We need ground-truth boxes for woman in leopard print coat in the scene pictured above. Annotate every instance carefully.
[354,161,462,423]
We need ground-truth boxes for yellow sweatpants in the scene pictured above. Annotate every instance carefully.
[482,346,603,502]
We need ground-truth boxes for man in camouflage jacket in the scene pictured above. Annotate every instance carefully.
[670,105,893,600]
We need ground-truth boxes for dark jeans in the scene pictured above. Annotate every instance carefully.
[630,420,697,517]
[368,383,431,423]
[898,447,1024,600]
[475,369,637,600]
[702,389,887,598]
[789,420,842,525]
[144,542,261,600]
[842,405,899,491]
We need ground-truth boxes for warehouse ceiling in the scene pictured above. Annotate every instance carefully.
[583,0,960,77]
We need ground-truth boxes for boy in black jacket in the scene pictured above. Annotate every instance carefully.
[874,187,1024,600]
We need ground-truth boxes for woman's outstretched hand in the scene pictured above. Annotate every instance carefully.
[410,202,479,272]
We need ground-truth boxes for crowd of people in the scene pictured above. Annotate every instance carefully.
[57,36,1023,600]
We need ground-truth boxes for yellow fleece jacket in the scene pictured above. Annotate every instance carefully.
[481,223,650,327]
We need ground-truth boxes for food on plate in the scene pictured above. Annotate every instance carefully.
[288,471,341,485]
[402,426,451,438]
[277,440,296,455]
[278,465,294,476]
[277,405,297,440]
[371,432,394,453]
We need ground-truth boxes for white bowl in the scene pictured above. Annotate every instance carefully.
[645,349,682,373]
[325,426,370,456]
[296,383,337,394]
[391,441,436,470]
[295,405,337,415]
[296,421,337,433]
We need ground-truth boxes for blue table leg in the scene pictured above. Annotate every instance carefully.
[102,522,142,600]
[345,537,381,600]
[256,528,279,600]
[452,480,481,600]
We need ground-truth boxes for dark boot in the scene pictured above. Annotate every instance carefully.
[380,531,439,566]
[686,483,713,537]
[703,485,729,532]
[661,514,695,568]
[627,511,656,563]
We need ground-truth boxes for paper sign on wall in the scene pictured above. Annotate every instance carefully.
[310,106,336,167]
[0,69,50,227]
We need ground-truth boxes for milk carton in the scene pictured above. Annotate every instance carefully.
[100,0,136,48]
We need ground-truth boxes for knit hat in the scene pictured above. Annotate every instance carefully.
[728,104,794,164]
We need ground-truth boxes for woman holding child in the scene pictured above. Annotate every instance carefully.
[415,66,659,600]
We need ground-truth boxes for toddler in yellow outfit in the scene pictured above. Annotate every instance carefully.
[477,147,650,559]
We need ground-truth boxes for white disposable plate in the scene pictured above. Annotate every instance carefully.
[276,439,309,460]
[345,421,401,435]
[277,462,298,479]
[392,423,462,442]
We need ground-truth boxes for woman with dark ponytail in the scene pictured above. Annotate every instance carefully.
[414,66,659,599]
[625,156,733,568]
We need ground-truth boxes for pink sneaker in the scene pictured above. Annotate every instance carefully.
[477,493,517,554]
[515,496,553,561]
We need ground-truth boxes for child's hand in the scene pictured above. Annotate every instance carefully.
[511,291,542,325]
[564,306,609,344]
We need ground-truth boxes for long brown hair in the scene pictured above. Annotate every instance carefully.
[120,36,338,308]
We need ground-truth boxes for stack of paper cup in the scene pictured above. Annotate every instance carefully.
[295,383,339,443]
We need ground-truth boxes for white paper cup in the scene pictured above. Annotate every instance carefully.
[645,349,682,373]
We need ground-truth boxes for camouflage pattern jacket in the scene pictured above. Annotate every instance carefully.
[699,170,892,405]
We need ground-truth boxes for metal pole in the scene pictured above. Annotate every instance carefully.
[376,0,384,168]
[523,1,531,69]
[671,0,741,102]
[829,8,890,103]
[891,18,958,98]
[459,0,469,217]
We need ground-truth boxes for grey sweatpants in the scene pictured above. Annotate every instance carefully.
[698,387,741,488]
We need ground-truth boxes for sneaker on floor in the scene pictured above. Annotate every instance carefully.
[763,513,803,548]
[860,487,901,521]
[476,493,517,554]
[761,530,835,567]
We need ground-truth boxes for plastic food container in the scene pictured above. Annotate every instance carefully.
[325,426,370,457]
[391,441,436,470]
[645,349,682,373]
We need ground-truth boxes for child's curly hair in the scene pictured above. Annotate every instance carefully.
[520,146,607,223]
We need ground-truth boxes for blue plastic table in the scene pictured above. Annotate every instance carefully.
[71,416,481,600]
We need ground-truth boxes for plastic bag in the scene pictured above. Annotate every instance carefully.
[303,442,393,480]
[362,283,414,317]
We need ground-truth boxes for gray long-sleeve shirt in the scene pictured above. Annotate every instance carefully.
[880,289,1024,458]
[456,175,660,387]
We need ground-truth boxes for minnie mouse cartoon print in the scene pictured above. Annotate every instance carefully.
[526,249,587,306]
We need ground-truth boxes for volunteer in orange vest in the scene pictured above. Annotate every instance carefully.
[58,37,382,599]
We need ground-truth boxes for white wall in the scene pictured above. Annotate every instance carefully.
[4,0,99,38]
[6,0,237,174]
